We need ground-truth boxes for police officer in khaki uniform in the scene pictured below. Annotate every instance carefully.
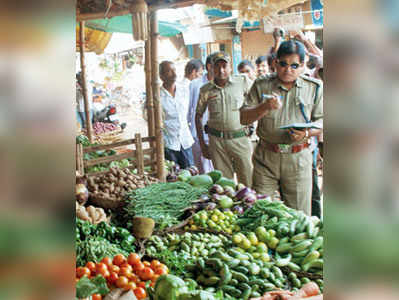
[240,41,323,215]
[195,52,253,186]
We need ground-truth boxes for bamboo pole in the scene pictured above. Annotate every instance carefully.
[145,15,156,173]
[79,21,94,142]
[135,133,145,176]
[150,11,165,182]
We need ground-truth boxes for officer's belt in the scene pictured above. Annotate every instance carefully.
[260,139,309,154]
[207,126,247,139]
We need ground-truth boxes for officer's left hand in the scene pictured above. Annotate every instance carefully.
[288,128,307,142]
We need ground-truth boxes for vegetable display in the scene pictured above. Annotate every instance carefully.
[124,182,208,229]
[93,122,119,135]
[87,167,158,201]
[187,209,238,234]
[76,218,136,267]
[76,253,169,300]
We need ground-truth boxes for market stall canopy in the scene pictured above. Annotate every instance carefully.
[84,16,187,37]
[76,25,112,54]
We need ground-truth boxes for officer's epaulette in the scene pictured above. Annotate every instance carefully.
[300,74,322,86]
[199,81,213,92]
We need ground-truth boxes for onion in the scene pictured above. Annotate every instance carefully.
[199,194,211,202]
[224,186,235,198]
[233,205,244,214]
[211,194,222,201]
[243,193,257,204]
[245,203,254,210]
[256,194,269,199]
[188,166,199,176]
[235,187,251,201]
[209,184,224,195]
[236,183,245,191]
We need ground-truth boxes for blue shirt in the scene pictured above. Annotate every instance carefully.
[188,73,210,141]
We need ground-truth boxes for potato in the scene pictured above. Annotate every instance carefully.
[77,206,90,221]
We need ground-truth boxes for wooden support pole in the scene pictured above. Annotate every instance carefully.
[79,21,94,142]
[150,11,165,182]
[145,15,156,173]
[135,133,145,176]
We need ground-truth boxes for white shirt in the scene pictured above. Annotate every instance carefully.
[160,81,194,151]
[76,82,92,112]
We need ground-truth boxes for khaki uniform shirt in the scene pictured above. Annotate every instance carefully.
[244,74,323,144]
[196,75,252,132]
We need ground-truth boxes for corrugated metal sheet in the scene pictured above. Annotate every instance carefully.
[76,26,112,54]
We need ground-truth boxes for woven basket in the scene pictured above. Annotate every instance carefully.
[89,193,124,210]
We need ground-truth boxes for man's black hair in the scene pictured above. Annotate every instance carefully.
[159,60,174,76]
[205,53,217,71]
[237,59,254,71]
[277,40,306,63]
[185,59,204,77]
[255,55,267,65]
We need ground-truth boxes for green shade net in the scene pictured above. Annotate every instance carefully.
[85,15,187,37]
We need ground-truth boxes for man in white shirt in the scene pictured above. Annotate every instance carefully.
[159,61,195,169]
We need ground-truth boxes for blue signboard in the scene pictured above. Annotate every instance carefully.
[311,0,324,26]
[232,35,242,75]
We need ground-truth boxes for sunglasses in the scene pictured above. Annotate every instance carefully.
[278,61,301,69]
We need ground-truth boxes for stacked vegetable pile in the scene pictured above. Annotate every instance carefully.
[76,202,109,225]
[186,209,239,234]
[123,182,208,230]
[87,167,158,202]
[76,218,136,267]
[145,232,231,277]
[93,122,119,135]
[76,253,169,300]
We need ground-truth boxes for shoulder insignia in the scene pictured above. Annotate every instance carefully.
[300,75,322,86]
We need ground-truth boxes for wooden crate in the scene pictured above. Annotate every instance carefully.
[76,133,158,177]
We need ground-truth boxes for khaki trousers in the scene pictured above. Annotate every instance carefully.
[209,135,253,187]
[252,142,313,215]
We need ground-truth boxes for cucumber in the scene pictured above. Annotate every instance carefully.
[275,253,292,267]
[300,277,311,284]
[238,282,251,291]
[271,266,283,279]
[222,285,241,297]
[227,258,240,268]
[288,272,297,281]
[293,278,302,288]
[291,240,313,252]
[309,236,323,252]
[292,249,309,257]
[251,291,261,298]
[302,250,320,266]
[276,242,293,253]
[219,264,232,286]
[235,266,249,274]
[240,259,251,267]
[306,221,315,238]
[290,219,298,235]
[279,236,290,244]
[302,259,323,272]
[287,262,301,272]
[260,268,271,279]
[230,278,238,286]
[242,288,252,300]
[214,250,233,262]
[205,258,223,271]
[291,232,308,242]
[263,283,276,291]
[249,263,261,275]
[231,270,249,283]
[203,276,220,286]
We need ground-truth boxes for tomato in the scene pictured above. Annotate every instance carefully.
[139,267,154,281]
[98,269,110,279]
[133,261,145,272]
[92,294,102,300]
[96,263,108,273]
[127,253,141,266]
[86,261,96,273]
[143,261,151,267]
[129,274,139,283]
[116,276,129,289]
[108,272,119,284]
[110,265,120,274]
[150,260,161,270]
[152,274,160,282]
[150,281,155,287]
[125,281,137,291]
[120,263,133,272]
[101,256,113,267]
[76,267,91,278]
[113,254,127,266]
[120,267,133,277]
[154,266,168,275]
[137,281,146,288]
[134,287,147,299]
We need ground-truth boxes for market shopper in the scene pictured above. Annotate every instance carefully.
[238,59,256,81]
[184,59,204,82]
[196,52,253,186]
[76,72,93,129]
[159,61,194,169]
[187,53,217,174]
[255,55,268,77]
[240,40,323,215]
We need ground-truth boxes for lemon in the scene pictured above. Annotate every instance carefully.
[211,215,219,222]
[200,214,208,220]
[257,242,268,253]
[248,232,259,246]
[190,224,198,230]
[240,238,252,250]
[260,253,270,262]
